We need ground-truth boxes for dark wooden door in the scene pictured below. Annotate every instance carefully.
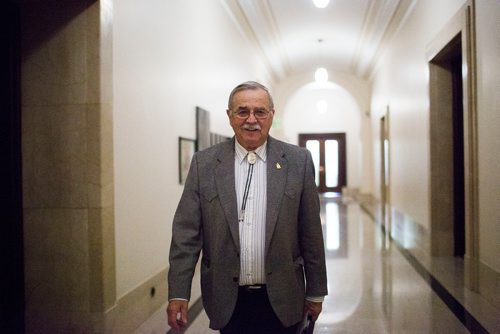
[299,133,347,193]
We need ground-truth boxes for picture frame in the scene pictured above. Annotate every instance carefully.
[210,132,231,146]
[196,106,211,152]
[178,137,196,184]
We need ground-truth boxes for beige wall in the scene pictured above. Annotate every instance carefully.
[370,0,500,273]
[22,1,114,332]
[113,0,271,299]
[475,0,500,272]
[370,0,466,226]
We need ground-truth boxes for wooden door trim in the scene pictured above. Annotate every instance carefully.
[427,0,478,290]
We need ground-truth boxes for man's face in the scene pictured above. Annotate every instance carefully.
[227,88,274,151]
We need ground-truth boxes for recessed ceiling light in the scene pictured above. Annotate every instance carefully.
[313,0,330,9]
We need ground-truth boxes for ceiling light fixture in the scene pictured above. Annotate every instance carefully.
[313,0,330,9]
[314,39,328,83]
[315,67,329,83]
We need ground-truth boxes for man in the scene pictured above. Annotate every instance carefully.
[167,81,327,333]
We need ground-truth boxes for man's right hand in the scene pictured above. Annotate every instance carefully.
[167,299,189,331]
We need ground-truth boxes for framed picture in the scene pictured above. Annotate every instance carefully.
[210,132,231,146]
[178,137,196,184]
[196,106,211,151]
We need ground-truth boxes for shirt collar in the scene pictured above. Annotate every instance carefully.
[235,139,267,164]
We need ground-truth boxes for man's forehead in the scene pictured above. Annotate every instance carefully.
[235,104,268,110]
[233,89,270,106]
[234,88,266,97]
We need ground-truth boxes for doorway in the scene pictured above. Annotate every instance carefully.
[299,133,347,193]
[427,0,478,291]
[380,109,391,239]
[429,34,466,258]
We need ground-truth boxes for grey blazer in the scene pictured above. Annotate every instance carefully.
[168,136,327,329]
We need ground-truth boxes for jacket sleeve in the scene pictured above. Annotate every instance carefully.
[168,153,203,301]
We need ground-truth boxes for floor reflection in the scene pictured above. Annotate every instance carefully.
[144,195,473,334]
[321,198,347,258]
[314,195,468,333]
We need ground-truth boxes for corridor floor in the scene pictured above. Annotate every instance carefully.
[135,195,497,333]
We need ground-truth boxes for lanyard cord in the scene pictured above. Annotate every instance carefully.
[239,161,255,222]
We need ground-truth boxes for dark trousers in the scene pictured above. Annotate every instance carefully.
[220,285,300,334]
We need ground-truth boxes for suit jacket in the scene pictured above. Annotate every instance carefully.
[168,136,327,329]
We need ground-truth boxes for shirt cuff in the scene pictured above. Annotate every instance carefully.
[169,298,189,302]
[305,296,325,303]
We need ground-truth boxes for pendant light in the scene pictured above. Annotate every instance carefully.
[314,39,328,83]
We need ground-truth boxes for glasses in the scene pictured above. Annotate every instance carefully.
[232,109,271,119]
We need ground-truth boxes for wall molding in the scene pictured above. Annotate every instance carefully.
[106,268,169,334]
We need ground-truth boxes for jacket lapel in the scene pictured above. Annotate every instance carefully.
[265,137,287,256]
[214,139,240,251]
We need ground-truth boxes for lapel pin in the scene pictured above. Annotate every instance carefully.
[276,162,281,169]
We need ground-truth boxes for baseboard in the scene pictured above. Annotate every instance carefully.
[478,259,500,309]
[106,268,169,334]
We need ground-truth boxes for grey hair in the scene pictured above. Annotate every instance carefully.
[227,81,274,110]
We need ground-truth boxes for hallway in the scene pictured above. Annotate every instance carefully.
[135,195,496,333]
[8,1,499,332]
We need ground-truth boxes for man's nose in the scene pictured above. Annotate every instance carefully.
[246,112,258,122]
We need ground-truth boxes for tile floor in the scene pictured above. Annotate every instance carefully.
[135,195,499,334]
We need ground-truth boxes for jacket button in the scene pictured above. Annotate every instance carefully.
[233,277,238,283]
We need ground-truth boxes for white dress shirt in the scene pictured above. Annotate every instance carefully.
[234,140,267,286]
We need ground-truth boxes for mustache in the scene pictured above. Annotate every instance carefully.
[242,124,261,131]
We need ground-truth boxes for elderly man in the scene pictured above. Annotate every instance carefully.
[167,81,327,333]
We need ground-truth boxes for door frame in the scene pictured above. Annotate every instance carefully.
[427,0,478,290]
[380,107,391,238]
[298,133,347,193]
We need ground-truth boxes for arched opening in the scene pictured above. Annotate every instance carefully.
[274,79,368,193]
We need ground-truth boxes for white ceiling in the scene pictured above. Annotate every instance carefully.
[221,0,416,81]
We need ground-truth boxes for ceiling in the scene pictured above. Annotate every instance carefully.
[222,0,416,82]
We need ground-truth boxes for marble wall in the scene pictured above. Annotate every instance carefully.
[21,1,115,332]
